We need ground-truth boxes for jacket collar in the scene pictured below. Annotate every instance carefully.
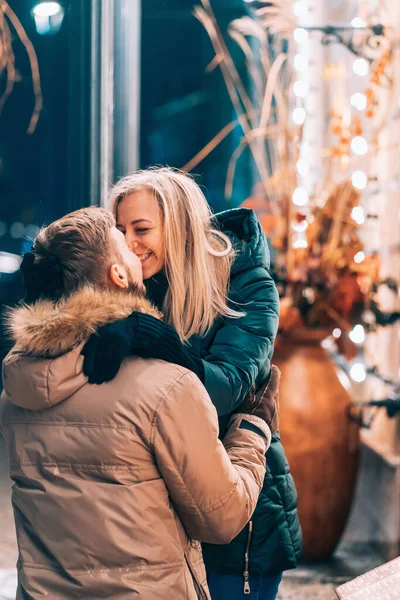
[213,208,270,274]
[6,286,162,359]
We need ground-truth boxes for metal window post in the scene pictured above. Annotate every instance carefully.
[90,0,141,207]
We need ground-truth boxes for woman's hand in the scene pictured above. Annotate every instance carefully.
[236,366,281,434]
[81,312,205,384]
[81,316,138,384]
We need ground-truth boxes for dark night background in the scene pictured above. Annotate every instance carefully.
[0,0,251,363]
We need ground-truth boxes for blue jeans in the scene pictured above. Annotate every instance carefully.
[207,572,282,600]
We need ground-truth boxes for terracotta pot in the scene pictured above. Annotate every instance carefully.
[274,338,360,560]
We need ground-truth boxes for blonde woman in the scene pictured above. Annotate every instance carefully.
[22,168,301,600]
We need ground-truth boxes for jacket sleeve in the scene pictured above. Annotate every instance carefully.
[152,370,268,544]
[202,266,279,416]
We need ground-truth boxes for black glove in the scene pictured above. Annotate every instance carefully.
[235,366,281,434]
[81,312,205,384]
[20,252,63,304]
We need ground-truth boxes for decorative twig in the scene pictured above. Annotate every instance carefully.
[225,139,247,199]
[0,15,15,114]
[0,0,42,134]
[260,53,287,131]
[193,1,286,213]
[182,108,260,173]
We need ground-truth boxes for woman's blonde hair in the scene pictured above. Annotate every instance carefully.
[108,167,243,341]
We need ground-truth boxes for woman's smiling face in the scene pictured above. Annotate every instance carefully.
[116,189,165,280]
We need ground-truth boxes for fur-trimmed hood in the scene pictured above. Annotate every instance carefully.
[6,286,162,358]
[1,287,162,411]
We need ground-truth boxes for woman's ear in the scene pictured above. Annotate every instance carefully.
[109,263,129,289]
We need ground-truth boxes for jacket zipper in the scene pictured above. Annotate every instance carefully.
[243,520,253,594]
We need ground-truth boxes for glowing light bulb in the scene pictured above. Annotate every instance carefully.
[321,338,333,350]
[296,159,309,177]
[353,58,369,77]
[294,81,308,98]
[351,206,365,225]
[303,287,315,302]
[352,170,367,190]
[349,324,365,344]
[294,54,308,72]
[332,328,342,339]
[351,92,367,111]
[293,107,306,125]
[351,136,368,156]
[293,239,308,249]
[354,251,365,264]
[292,219,308,233]
[350,363,367,382]
[292,187,309,206]
[294,2,307,17]
[32,2,62,17]
[294,28,308,44]
[351,17,366,28]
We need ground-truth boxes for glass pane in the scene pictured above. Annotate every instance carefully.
[140,0,251,212]
[0,0,91,362]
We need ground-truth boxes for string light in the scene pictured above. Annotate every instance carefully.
[294,81,308,98]
[293,2,307,17]
[353,58,369,76]
[293,107,306,125]
[351,92,367,111]
[351,136,368,155]
[352,170,367,190]
[349,324,365,344]
[294,55,308,72]
[354,251,365,264]
[292,187,309,206]
[351,206,365,225]
[292,219,308,232]
[294,28,308,44]
[351,17,367,28]
[350,362,367,382]
[333,328,342,339]
[296,159,309,176]
[293,238,308,249]
[303,287,315,302]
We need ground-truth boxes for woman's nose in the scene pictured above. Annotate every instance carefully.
[126,234,139,252]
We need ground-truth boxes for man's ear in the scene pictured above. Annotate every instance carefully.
[109,264,129,289]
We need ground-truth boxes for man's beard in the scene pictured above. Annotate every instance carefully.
[126,271,146,296]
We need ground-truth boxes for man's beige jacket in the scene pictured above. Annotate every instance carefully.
[0,287,269,599]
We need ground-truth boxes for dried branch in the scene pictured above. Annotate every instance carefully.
[255,1,296,37]
[260,52,287,130]
[0,0,42,133]
[228,27,264,103]
[182,108,261,173]
[194,1,281,214]
[225,139,247,199]
[0,15,15,114]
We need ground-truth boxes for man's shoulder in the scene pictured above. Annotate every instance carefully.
[113,357,211,439]
[119,357,203,412]
[120,358,216,441]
